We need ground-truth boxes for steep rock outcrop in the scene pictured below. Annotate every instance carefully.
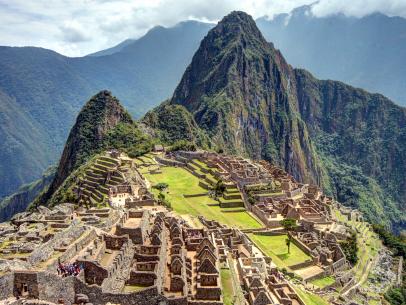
[169,11,322,184]
[37,90,152,205]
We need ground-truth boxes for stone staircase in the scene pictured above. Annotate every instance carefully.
[77,156,125,207]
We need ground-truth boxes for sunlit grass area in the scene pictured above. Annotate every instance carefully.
[310,276,335,288]
[248,233,311,268]
[144,166,261,229]
[220,268,233,305]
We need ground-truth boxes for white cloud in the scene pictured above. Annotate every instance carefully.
[59,20,92,43]
[311,0,406,18]
[0,0,405,57]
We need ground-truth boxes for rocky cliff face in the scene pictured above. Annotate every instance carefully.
[145,11,406,230]
[169,11,322,184]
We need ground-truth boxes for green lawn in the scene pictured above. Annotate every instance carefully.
[310,276,335,288]
[248,234,311,268]
[123,285,147,292]
[220,268,233,305]
[144,166,261,229]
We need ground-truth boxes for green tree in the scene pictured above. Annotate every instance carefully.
[285,238,291,254]
[280,218,298,254]
[157,192,165,204]
[340,232,358,265]
[153,183,169,192]
[214,180,226,198]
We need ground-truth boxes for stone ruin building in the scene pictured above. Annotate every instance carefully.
[0,202,227,305]
[0,149,366,305]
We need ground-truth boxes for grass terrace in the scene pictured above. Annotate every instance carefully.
[122,285,147,292]
[220,268,233,305]
[192,159,210,169]
[310,276,335,289]
[143,166,261,229]
[248,234,311,269]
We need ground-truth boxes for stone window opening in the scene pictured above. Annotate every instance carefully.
[22,283,28,296]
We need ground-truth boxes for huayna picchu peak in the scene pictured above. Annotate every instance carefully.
[0,8,406,305]
[153,11,323,186]
[144,11,406,231]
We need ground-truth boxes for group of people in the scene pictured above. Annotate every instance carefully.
[57,261,83,277]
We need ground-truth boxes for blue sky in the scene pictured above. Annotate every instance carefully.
[0,0,405,57]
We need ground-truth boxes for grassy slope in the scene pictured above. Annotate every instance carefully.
[143,166,261,229]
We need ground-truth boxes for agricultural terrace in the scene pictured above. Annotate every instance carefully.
[333,207,383,296]
[248,233,311,269]
[143,166,262,229]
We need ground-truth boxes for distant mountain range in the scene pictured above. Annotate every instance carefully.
[257,5,406,106]
[0,21,212,199]
[1,6,406,217]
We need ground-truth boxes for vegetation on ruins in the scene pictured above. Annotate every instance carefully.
[167,140,197,152]
[157,192,172,210]
[385,284,406,305]
[371,224,406,305]
[339,232,358,265]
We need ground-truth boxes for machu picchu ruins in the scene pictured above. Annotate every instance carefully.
[0,149,396,305]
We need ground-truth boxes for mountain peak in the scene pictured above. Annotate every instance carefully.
[213,11,267,45]
[37,91,133,205]
[168,10,319,184]
[221,11,256,24]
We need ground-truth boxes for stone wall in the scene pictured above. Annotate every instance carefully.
[28,224,86,266]
[156,156,185,167]
[219,201,244,208]
[74,277,165,305]
[14,271,39,298]
[57,229,97,265]
[104,235,128,250]
[198,181,210,190]
[125,199,155,208]
[290,260,316,271]
[37,272,75,305]
[0,273,14,299]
